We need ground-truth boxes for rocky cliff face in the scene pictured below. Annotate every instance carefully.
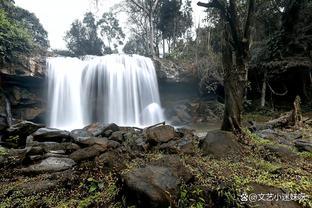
[0,55,46,125]
[153,58,197,84]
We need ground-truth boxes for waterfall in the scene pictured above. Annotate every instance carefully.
[4,95,12,126]
[47,54,165,130]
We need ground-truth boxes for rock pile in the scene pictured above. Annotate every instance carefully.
[0,121,200,207]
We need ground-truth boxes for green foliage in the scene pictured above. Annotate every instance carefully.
[178,183,206,208]
[0,0,49,65]
[65,11,125,56]
[243,128,274,146]
[157,0,193,48]
[98,12,125,50]
[123,35,149,56]
[65,12,105,56]
[7,135,19,142]
[0,9,32,64]
[297,151,312,159]
[0,147,7,156]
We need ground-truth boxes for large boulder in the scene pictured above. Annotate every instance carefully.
[32,128,72,143]
[96,150,128,171]
[199,130,242,159]
[74,137,120,149]
[149,155,193,182]
[69,144,108,162]
[83,123,120,137]
[256,129,302,146]
[295,139,312,152]
[158,137,195,154]
[70,129,92,140]
[74,137,109,147]
[20,157,76,174]
[109,131,125,143]
[263,144,297,162]
[145,125,176,144]
[31,142,80,153]
[1,121,43,148]
[122,165,180,208]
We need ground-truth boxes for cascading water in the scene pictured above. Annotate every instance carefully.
[47,54,165,130]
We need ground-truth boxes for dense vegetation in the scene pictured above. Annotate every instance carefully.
[64,12,124,56]
[0,0,48,65]
[0,1,311,208]
[117,0,312,131]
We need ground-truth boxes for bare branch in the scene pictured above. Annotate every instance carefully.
[152,0,160,12]
[129,0,149,14]
[197,0,223,10]
[243,0,255,41]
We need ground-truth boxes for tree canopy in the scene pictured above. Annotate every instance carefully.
[0,0,49,65]
[64,11,124,56]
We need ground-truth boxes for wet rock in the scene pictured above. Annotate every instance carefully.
[103,130,113,137]
[83,123,120,137]
[107,140,121,149]
[109,131,125,143]
[44,153,68,158]
[26,146,45,155]
[256,129,302,146]
[199,130,242,159]
[28,155,44,162]
[1,121,43,148]
[33,142,80,153]
[20,157,76,174]
[264,144,297,161]
[295,139,312,152]
[74,137,109,148]
[122,165,179,208]
[69,144,107,162]
[158,137,195,154]
[74,137,120,149]
[32,128,72,143]
[149,155,193,182]
[134,138,149,151]
[96,151,126,171]
[70,129,92,140]
[44,150,67,157]
[176,128,196,138]
[104,123,120,133]
[145,125,175,144]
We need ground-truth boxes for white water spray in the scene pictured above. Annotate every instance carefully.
[47,54,164,130]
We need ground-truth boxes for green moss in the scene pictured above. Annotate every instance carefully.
[243,128,274,146]
[242,113,273,123]
[297,151,312,159]
[0,147,7,156]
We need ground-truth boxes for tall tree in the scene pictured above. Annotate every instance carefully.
[198,0,255,131]
[65,12,104,56]
[157,0,193,55]
[127,0,160,57]
[98,12,125,50]
[123,35,150,56]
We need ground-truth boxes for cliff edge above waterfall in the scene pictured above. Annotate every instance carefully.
[153,57,198,84]
[0,54,47,125]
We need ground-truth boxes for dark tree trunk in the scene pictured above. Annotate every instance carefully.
[198,0,254,132]
[220,27,245,131]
